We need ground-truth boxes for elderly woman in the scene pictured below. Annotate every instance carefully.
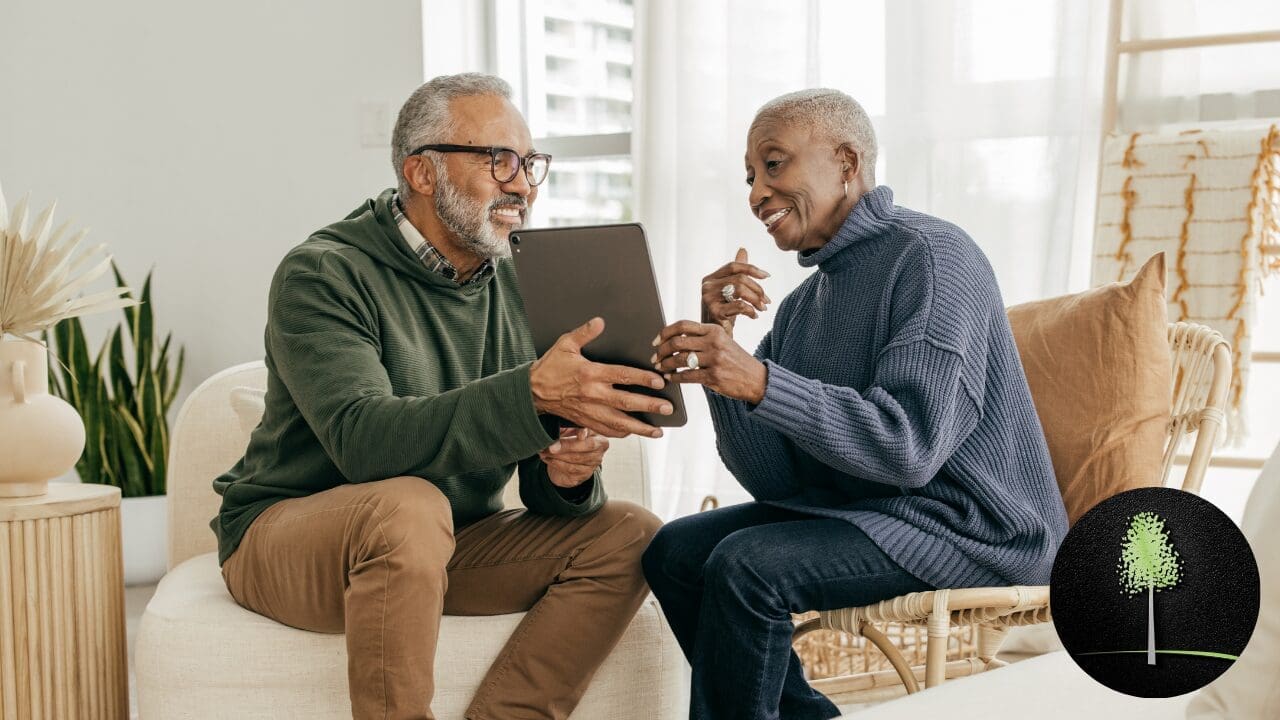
[641,89,1070,720]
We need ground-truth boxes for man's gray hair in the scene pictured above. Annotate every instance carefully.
[392,73,513,196]
[751,88,878,186]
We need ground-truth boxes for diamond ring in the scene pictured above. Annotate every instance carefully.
[686,351,700,370]
[721,283,736,302]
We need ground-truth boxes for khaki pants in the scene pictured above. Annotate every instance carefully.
[220,476,662,720]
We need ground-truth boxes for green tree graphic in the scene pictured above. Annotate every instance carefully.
[1118,512,1183,665]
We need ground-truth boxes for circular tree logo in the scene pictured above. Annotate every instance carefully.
[1050,488,1259,697]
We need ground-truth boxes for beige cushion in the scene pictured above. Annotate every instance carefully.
[1186,441,1280,718]
[841,651,1189,719]
[136,553,685,719]
[228,385,265,438]
[1006,252,1171,524]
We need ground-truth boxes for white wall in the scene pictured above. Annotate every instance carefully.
[0,0,424,411]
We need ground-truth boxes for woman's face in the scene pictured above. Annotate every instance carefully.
[745,120,851,253]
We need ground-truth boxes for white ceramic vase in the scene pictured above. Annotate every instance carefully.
[0,337,86,498]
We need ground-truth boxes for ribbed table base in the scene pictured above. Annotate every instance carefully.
[0,488,127,720]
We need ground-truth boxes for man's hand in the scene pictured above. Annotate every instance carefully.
[540,428,609,488]
[530,317,672,439]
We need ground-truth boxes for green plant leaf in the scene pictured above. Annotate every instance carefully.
[164,346,185,411]
[114,407,148,497]
[50,322,73,396]
[84,372,110,486]
[97,395,121,490]
[43,330,65,398]
[142,361,164,493]
[113,260,139,344]
[134,353,153,427]
[133,271,154,384]
[148,412,167,496]
[117,404,152,473]
[107,325,133,403]
[156,333,171,402]
[63,318,90,410]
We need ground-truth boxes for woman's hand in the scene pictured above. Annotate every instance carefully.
[651,320,768,404]
[540,427,608,488]
[701,248,771,336]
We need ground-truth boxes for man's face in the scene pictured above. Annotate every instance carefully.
[432,94,539,259]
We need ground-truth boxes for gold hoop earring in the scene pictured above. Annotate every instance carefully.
[843,180,849,197]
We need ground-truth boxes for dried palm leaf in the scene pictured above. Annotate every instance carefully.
[0,182,137,343]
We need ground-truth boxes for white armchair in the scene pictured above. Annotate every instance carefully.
[134,361,685,719]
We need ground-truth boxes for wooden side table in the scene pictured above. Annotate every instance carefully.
[0,483,127,720]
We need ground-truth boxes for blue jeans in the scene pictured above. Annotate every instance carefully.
[642,502,933,720]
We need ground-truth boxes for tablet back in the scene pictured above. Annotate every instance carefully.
[508,223,687,427]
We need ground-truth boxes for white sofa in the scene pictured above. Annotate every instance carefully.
[134,361,686,719]
[843,650,1189,719]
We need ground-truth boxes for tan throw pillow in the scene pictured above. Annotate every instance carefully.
[1006,252,1171,524]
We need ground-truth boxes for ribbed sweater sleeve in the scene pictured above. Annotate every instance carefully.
[750,341,981,489]
[268,270,555,483]
[704,330,805,500]
[517,459,607,516]
[515,416,608,516]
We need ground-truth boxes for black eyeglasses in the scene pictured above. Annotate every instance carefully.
[411,144,552,186]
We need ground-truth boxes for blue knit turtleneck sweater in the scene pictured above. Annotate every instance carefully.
[706,186,1069,588]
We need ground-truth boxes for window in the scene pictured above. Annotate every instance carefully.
[493,0,635,227]
[605,61,631,90]
[1120,0,1280,128]
[544,17,573,39]
[603,26,631,47]
[544,56,575,81]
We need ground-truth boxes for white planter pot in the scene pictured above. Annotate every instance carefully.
[121,494,169,586]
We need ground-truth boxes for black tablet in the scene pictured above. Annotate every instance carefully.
[508,223,687,428]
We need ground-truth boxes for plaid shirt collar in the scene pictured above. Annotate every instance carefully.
[391,193,496,286]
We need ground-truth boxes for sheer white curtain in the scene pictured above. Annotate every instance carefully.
[1121,0,1280,130]
[633,0,1111,520]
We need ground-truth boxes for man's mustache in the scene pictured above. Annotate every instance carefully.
[489,195,528,211]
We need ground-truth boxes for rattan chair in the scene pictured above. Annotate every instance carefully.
[786,321,1233,702]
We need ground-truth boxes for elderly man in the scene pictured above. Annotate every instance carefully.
[211,73,671,720]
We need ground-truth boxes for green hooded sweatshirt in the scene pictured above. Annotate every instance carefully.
[211,189,605,565]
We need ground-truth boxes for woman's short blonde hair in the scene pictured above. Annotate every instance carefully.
[751,88,878,187]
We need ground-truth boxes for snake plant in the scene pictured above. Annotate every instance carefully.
[46,264,185,497]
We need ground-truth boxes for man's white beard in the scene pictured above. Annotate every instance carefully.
[434,174,524,260]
